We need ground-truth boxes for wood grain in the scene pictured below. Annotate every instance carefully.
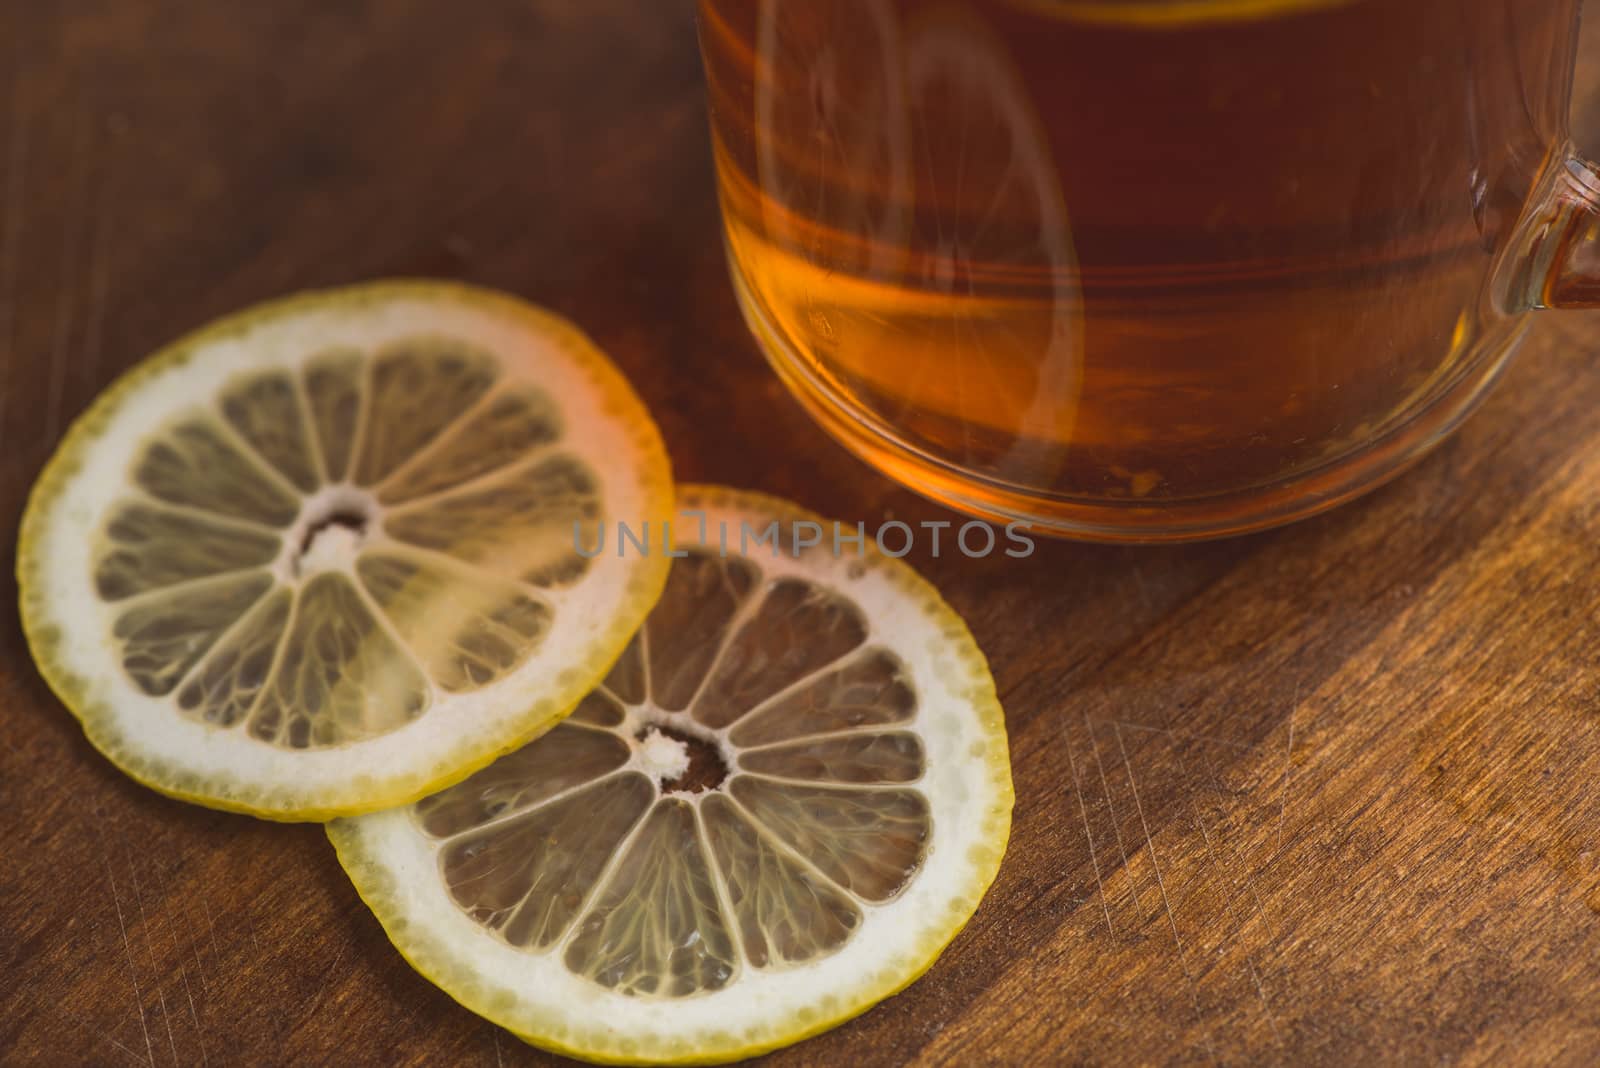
[4,2,1600,1064]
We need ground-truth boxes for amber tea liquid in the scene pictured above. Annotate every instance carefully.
[699,0,1577,537]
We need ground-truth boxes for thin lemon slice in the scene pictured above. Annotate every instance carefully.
[898,4,1083,479]
[329,485,1013,1065]
[17,281,672,820]
[753,0,912,281]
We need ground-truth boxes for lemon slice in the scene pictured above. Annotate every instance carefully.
[753,0,912,281]
[898,5,1082,480]
[17,281,672,820]
[329,486,1012,1064]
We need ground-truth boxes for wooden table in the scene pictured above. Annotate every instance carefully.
[4,2,1600,1064]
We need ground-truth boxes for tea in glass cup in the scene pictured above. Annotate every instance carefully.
[699,0,1593,540]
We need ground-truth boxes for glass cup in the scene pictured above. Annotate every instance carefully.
[698,0,1600,541]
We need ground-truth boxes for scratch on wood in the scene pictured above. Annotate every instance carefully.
[199,896,225,978]
[1191,744,1281,945]
[302,944,346,1019]
[1191,737,1287,948]
[1152,700,1286,1042]
[57,1005,157,1068]
[1184,795,1215,854]
[101,853,157,1068]
[492,1026,505,1068]
[107,1036,153,1068]
[152,863,208,1067]
[1112,723,1185,951]
[1278,680,1300,857]
[1082,713,1147,915]
[1115,719,1252,753]
[173,955,205,1066]
[1163,731,1287,1047]
[1185,795,1285,1047]
[1113,722,1219,1066]
[118,828,180,1068]
[1245,960,1284,1045]
[183,978,209,1067]
[89,799,155,1068]
[177,895,213,999]
[158,987,178,1068]
[246,909,263,955]
[1063,722,1114,936]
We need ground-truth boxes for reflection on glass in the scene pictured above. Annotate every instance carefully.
[700,0,1577,537]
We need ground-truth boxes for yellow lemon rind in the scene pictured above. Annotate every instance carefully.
[16,279,674,821]
[327,483,1013,1064]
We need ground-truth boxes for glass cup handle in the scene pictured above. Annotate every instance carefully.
[1499,147,1600,310]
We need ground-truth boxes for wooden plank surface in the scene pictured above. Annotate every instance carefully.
[4,2,1600,1064]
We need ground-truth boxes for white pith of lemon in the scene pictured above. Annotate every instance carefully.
[329,485,1013,1065]
[17,280,673,820]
